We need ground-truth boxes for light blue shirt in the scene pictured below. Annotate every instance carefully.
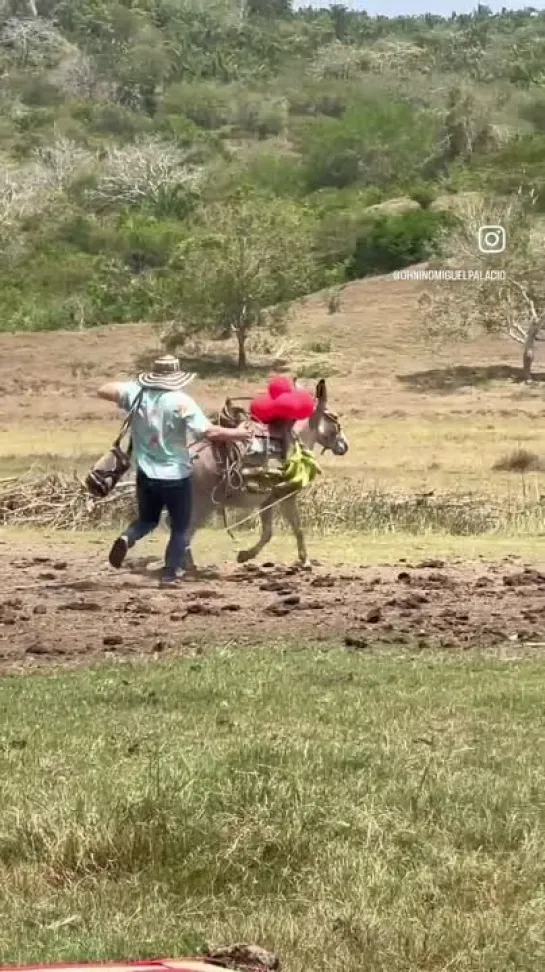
[119,381,211,480]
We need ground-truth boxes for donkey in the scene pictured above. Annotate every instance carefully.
[184,379,349,571]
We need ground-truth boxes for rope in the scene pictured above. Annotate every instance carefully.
[222,486,300,534]
[167,401,304,541]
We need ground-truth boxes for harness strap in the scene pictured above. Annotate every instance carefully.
[113,388,145,453]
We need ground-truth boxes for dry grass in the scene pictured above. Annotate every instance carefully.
[3,472,545,537]
[1,271,545,552]
[1,649,545,970]
[1,274,545,508]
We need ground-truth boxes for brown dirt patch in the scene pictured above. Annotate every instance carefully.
[1,540,545,671]
[0,273,539,425]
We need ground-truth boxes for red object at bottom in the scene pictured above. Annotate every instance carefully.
[0,960,226,972]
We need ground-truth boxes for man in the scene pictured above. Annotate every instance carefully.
[98,354,252,586]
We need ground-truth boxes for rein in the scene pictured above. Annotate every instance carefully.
[188,397,342,543]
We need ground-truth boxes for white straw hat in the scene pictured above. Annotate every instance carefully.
[138,355,195,392]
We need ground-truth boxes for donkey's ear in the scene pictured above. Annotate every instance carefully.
[316,379,327,405]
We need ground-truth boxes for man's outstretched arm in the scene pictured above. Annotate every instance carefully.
[181,398,252,444]
[97,381,125,405]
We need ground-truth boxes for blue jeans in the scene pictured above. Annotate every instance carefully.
[125,469,192,580]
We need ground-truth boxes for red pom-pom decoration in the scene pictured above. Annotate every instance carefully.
[268,375,293,399]
[250,395,277,424]
[250,386,315,424]
[272,389,314,421]
[290,388,315,420]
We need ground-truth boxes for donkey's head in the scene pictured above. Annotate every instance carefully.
[300,379,349,456]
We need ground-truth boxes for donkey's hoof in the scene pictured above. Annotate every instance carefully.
[299,559,313,572]
[237,550,252,564]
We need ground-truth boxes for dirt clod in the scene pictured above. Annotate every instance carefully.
[503,571,545,587]
[397,593,429,609]
[260,581,294,593]
[0,545,545,669]
[311,576,335,588]
[59,600,101,612]
[186,603,220,615]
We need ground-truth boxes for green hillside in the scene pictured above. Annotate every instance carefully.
[1,1,545,345]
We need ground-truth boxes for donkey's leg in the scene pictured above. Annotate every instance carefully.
[281,494,311,569]
[237,502,274,564]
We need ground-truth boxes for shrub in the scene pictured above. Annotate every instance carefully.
[54,212,118,254]
[117,214,188,272]
[345,209,453,279]
[17,76,64,108]
[239,152,305,196]
[409,183,437,209]
[154,113,204,145]
[160,82,232,131]
[287,85,347,119]
[296,102,440,192]
[314,210,367,268]
[493,449,543,473]
[519,94,545,133]
[231,92,288,139]
[88,102,153,140]
[478,133,545,205]
[86,138,201,217]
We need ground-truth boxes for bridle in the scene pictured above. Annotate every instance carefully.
[311,406,347,455]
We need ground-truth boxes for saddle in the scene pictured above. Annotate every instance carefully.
[211,398,295,495]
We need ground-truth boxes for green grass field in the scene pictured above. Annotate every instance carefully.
[2,279,545,970]
[1,647,545,971]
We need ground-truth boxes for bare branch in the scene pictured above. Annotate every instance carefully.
[87,138,201,210]
[0,16,68,69]
[0,136,94,231]
[509,321,529,340]
[419,188,545,377]
[510,278,538,316]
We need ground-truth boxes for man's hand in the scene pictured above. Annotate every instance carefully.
[229,423,253,443]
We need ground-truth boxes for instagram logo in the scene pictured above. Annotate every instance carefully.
[478,225,506,254]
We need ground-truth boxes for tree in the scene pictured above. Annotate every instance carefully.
[438,85,499,168]
[165,192,317,370]
[419,190,545,381]
[245,0,292,18]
